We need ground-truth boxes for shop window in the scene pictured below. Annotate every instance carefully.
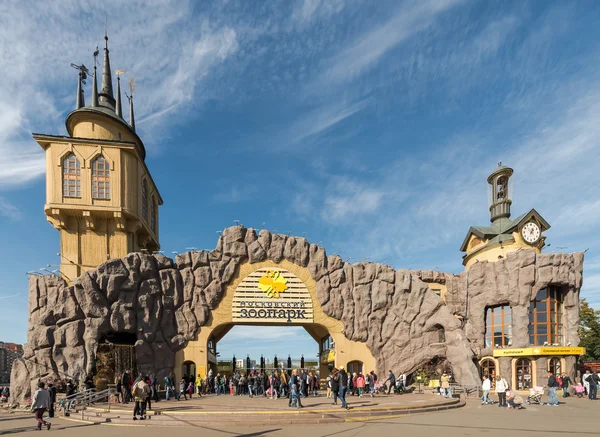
[91,156,110,199]
[516,358,532,390]
[62,153,81,197]
[528,286,564,345]
[141,179,148,221]
[321,335,334,351]
[549,357,561,376]
[485,304,512,347]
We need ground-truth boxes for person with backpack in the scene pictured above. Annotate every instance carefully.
[495,375,509,407]
[369,371,378,397]
[132,377,151,420]
[547,371,559,406]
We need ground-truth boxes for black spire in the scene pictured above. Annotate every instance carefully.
[115,75,123,117]
[76,71,84,109]
[91,66,99,107]
[129,93,135,132]
[98,32,115,109]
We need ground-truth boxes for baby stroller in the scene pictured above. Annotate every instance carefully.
[374,382,387,394]
[526,386,544,405]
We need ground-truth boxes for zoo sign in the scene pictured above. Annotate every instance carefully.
[232,268,314,324]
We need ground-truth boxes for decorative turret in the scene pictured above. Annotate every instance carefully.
[487,162,513,223]
[98,33,115,110]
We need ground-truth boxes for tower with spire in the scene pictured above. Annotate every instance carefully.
[32,32,162,282]
[459,163,550,268]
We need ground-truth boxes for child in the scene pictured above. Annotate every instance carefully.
[574,383,585,398]
[187,381,194,398]
[177,378,187,401]
[290,384,300,409]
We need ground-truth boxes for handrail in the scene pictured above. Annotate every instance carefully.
[59,388,115,419]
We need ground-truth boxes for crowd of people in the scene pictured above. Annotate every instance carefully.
[480,369,600,410]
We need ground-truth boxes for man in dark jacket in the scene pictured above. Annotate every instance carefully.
[385,370,396,394]
[560,373,571,398]
[590,372,599,400]
[547,371,559,406]
[330,370,340,405]
[339,367,349,409]
[122,370,132,404]
[47,383,57,418]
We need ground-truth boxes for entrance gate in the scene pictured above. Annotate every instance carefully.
[175,260,377,383]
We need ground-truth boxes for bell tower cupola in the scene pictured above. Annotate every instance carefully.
[487,162,513,223]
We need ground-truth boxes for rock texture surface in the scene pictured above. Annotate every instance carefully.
[11,226,584,401]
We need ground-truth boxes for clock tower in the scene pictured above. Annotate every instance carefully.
[33,33,162,282]
[460,163,550,268]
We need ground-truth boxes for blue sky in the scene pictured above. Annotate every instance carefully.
[1,1,600,361]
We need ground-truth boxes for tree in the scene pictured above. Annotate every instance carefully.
[579,298,600,361]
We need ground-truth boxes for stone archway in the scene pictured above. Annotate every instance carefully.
[12,225,483,402]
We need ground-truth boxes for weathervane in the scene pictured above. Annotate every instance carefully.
[70,63,89,83]
[93,46,99,68]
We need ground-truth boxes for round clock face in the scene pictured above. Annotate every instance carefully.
[521,222,541,244]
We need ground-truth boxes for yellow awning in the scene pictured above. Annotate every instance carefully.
[492,347,585,357]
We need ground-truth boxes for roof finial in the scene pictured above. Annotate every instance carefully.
[98,29,115,110]
[70,63,88,109]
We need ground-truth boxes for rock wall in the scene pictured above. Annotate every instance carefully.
[11,226,584,401]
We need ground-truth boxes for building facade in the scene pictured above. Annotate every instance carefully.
[0,342,24,384]
[9,34,585,401]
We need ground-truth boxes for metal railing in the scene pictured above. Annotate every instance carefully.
[58,388,115,420]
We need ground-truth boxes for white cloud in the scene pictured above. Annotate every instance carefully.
[0,197,22,220]
[318,0,464,87]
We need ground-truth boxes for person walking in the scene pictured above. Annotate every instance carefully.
[132,376,151,420]
[331,369,340,405]
[339,366,349,410]
[122,369,132,404]
[583,370,592,396]
[288,370,304,408]
[31,382,51,431]
[481,375,492,405]
[177,378,188,401]
[561,373,571,398]
[547,371,560,406]
[495,375,509,407]
[399,372,407,393]
[385,370,396,395]
[440,372,451,398]
[369,371,377,397]
[195,374,203,396]
[589,371,599,401]
[326,376,332,399]
[356,373,365,397]
[47,383,57,418]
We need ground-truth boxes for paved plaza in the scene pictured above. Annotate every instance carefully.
[1,395,599,436]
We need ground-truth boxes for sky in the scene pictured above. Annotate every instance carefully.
[1,0,600,360]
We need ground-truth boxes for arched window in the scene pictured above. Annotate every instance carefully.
[549,357,562,376]
[516,358,532,390]
[62,153,81,197]
[91,156,110,199]
[529,286,564,345]
[480,359,496,379]
[141,179,148,221]
[150,195,157,233]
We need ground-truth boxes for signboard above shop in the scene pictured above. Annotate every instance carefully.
[232,268,314,324]
[493,347,585,357]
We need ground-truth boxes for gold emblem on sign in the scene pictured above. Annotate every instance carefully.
[257,270,288,298]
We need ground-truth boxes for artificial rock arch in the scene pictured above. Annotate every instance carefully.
[15,225,534,400]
